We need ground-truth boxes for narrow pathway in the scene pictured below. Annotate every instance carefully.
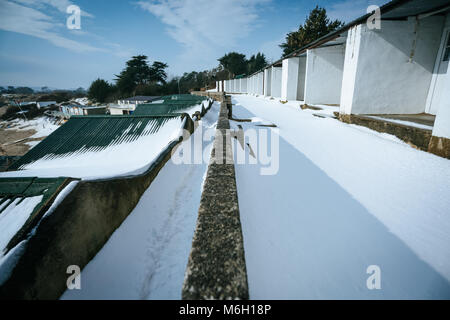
[61,103,219,300]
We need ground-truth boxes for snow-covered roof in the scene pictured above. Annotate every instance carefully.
[3,114,187,179]
[0,177,70,257]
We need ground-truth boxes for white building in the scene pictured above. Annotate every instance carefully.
[228,0,450,158]
[37,101,57,109]
[117,96,161,109]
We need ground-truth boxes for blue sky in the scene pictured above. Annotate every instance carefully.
[0,0,387,89]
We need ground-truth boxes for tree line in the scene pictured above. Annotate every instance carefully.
[88,5,343,103]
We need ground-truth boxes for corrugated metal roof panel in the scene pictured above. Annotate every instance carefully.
[8,114,183,171]
[133,102,202,116]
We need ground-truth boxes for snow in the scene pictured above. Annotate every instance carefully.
[0,117,186,180]
[0,181,79,285]
[74,97,89,105]
[4,116,60,138]
[231,94,450,299]
[60,102,219,300]
[0,195,43,257]
[0,240,27,286]
[24,140,41,149]
[40,181,79,221]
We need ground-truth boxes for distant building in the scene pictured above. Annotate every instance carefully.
[117,96,161,109]
[60,104,106,118]
[108,104,135,115]
[37,101,57,109]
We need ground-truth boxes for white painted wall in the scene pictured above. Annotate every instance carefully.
[264,68,272,97]
[340,16,444,115]
[271,67,282,98]
[257,72,264,95]
[297,56,307,101]
[304,45,345,105]
[432,63,450,139]
[241,78,248,93]
[281,57,302,101]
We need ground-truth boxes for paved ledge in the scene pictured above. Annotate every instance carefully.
[182,97,248,300]
[336,113,432,151]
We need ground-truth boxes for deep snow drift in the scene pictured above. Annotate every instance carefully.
[61,102,219,300]
[231,94,450,299]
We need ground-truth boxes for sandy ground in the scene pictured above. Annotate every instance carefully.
[0,126,43,156]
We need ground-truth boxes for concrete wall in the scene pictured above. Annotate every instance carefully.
[182,98,248,300]
[304,45,345,105]
[281,57,306,101]
[257,72,264,95]
[264,68,272,97]
[340,16,444,115]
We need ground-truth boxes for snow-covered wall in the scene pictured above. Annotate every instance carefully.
[340,16,444,115]
[304,45,345,105]
[271,67,282,98]
[264,68,272,97]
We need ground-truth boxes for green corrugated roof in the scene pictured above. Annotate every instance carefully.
[0,176,72,253]
[133,102,202,116]
[8,114,184,171]
[160,94,206,102]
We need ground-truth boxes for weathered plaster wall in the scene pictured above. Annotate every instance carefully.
[271,66,282,98]
[340,16,444,115]
[281,57,306,101]
[240,78,247,93]
[304,45,345,105]
[432,63,450,140]
[264,68,272,97]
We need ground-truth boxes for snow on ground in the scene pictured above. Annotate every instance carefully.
[4,116,60,138]
[231,94,450,299]
[0,117,185,180]
[61,102,219,300]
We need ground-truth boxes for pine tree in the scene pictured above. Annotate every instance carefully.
[280,6,344,57]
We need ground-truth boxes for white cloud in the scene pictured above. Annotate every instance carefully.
[0,0,100,52]
[137,0,271,73]
[13,0,94,17]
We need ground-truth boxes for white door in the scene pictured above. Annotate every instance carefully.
[427,28,450,115]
